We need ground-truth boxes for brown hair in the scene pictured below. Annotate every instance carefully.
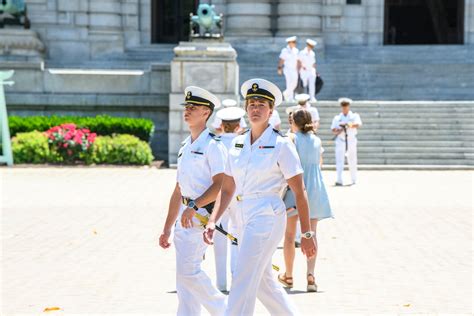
[244,98,274,111]
[292,109,314,134]
[222,120,240,133]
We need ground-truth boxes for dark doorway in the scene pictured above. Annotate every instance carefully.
[384,0,464,45]
[151,0,198,43]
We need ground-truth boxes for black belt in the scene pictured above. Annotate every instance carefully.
[182,197,215,214]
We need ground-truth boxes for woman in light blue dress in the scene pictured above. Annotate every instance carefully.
[278,108,333,292]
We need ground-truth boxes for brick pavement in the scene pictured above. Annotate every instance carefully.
[0,168,472,315]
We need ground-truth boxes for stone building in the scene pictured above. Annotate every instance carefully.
[1,0,473,163]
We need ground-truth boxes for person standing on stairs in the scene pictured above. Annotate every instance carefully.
[297,39,318,102]
[278,36,299,102]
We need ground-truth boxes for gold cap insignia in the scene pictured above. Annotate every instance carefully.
[186,91,192,99]
[252,83,258,92]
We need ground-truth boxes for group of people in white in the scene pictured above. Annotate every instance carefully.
[158,75,362,315]
[278,36,318,103]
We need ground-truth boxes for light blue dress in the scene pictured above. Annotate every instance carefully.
[284,132,333,220]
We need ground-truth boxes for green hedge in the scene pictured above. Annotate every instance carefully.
[9,115,155,143]
[11,132,153,165]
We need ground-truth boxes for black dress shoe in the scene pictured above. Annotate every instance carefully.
[335,182,343,186]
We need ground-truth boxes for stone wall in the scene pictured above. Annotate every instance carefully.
[325,0,384,45]
[24,0,143,61]
[2,62,171,161]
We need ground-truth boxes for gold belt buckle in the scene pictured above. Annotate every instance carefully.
[236,195,242,201]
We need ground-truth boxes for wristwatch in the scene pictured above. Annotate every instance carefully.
[188,200,199,211]
[302,231,315,239]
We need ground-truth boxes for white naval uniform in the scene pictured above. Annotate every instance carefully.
[175,128,227,316]
[298,48,317,101]
[279,46,299,101]
[224,125,303,316]
[330,111,362,184]
[302,102,320,124]
[269,110,281,129]
[213,132,241,291]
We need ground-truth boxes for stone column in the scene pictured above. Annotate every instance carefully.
[88,0,125,58]
[121,0,140,48]
[225,0,272,37]
[276,0,323,37]
[365,0,384,46]
[466,0,474,44]
[168,40,239,164]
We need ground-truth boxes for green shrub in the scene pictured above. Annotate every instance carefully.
[11,131,61,164]
[11,132,153,165]
[88,134,154,165]
[8,115,155,143]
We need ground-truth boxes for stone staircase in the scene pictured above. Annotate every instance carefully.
[235,44,474,101]
[277,101,474,166]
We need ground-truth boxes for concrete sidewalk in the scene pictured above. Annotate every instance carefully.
[1,168,472,315]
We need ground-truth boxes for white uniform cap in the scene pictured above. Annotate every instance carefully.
[285,105,300,115]
[295,93,310,104]
[183,86,221,110]
[221,99,238,107]
[306,39,317,47]
[286,36,297,43]
[338,97,353,106]
[240,78,283,107]
[216,106,246,122]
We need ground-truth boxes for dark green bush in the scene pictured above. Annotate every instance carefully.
[11,131,61,164]
[87,134,154,165]
[8,115,155,143]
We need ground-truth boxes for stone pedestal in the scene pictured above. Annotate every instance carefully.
[225,0,272,37]
[168,40,239,164]
[0,29,45,61]
[276,0,322,37]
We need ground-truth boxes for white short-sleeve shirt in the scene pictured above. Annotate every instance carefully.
[303,103,320,122]
[177,128,227,199]
[298,48,316,71]
[225,125,303,196]
[279,46,299,71]
[269,110,281,128]
[219,133,238,151]
[330,111,363,141]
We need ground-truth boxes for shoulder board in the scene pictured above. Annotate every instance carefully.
[209,132,221,141]
[273,128,287,137]
[239,128,250,135]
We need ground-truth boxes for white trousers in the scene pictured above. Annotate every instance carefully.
[214,203,241,291]
[174,207,227,316]
[300,69,316,100]
[335,137,358,184]
[283,69,298,101]
[225,196,298,316]
[214,211,230,291]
